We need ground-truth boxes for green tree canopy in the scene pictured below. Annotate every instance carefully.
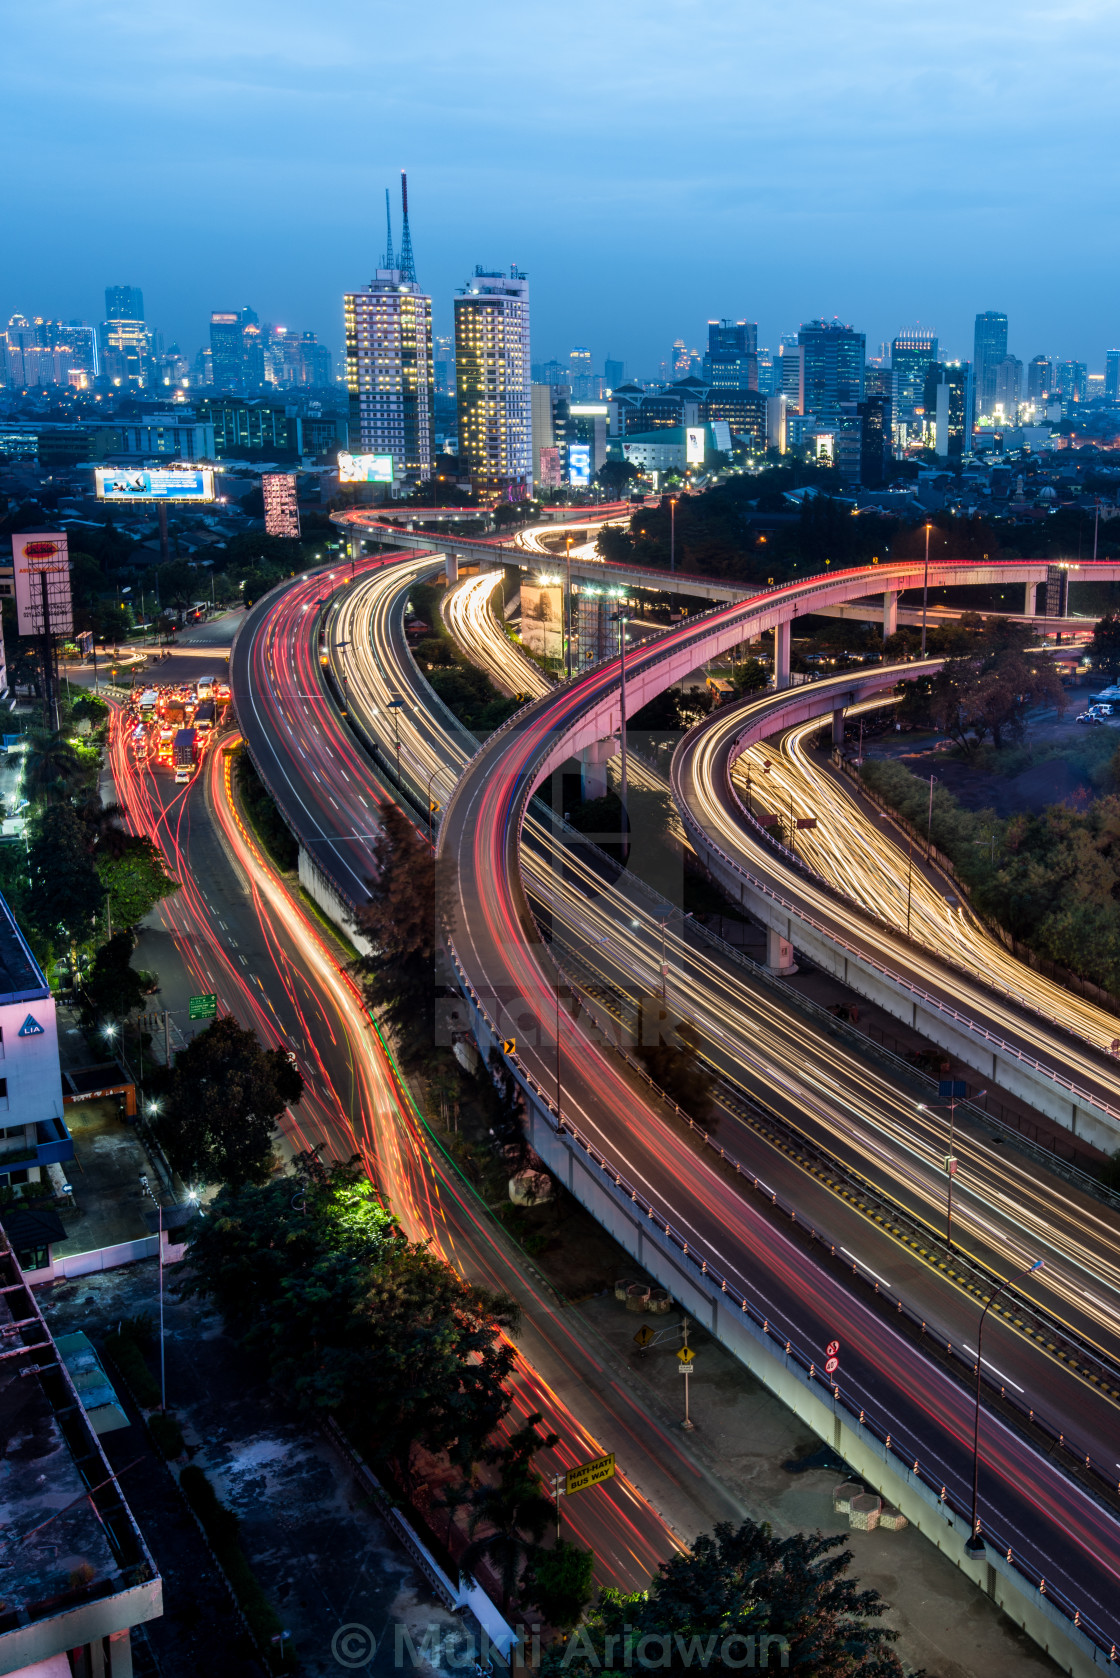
[357,804,438,1060]
[460,1412,559,1611]
[23,731,86,806]
[522,1538,596,1630]
[96,834,179,928]
[83,930,148,1019]
[26,804,105,952]
[154,1014,303,1188]
[543,1518,905,1678]
[1091,610,1120,681]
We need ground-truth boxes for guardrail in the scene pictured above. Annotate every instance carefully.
[445,944,1120,1666]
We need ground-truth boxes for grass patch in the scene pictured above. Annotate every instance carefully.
[233,745,299,872]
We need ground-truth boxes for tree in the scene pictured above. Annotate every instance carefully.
[929,646,1065,753]
[96,834,179,928]
[595,460,640,495]
[460,1413,559,1612]
[83,931,147,1020]
[542,1518,906,1678]
[23,731,85,806]
[356,804,437,1060]
[522,1539,596,1629]
[154,1015,303,1188]
[1091,610,1120,681]
[733,658,769,696]
[26,804,104,954]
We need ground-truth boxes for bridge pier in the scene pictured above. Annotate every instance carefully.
[832,707,845,747]
[445,551,460,584]
[883,590,898,641]
[766,926,798,976]
[1024,581,1037,616]
[579,738,617,801]
[774,620,791,689]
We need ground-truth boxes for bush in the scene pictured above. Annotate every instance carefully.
[148,1409,185,1459]
[234,746,298,871]
[103,1328,162,1408]
[179,1465,283,1644]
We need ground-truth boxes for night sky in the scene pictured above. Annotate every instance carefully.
[4,0,1118,375]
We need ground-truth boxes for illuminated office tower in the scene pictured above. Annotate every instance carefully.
[1105,351,1120,403]
[1027,355,1052,401]
[344,174,435,485]
[454,266,531,497]
[798,319,865,422]
[973,310,1008,417]
[890,330,937,427]
[101,286,149,387]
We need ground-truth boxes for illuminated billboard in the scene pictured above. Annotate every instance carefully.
[685,427,706,466]
[12,532,72,637]
[338,451,394,484]
[568,443,591,488]
[262,472,301,538]
[95,467,216,502]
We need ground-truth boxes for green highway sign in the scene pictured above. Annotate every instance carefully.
[189,993,217,1021]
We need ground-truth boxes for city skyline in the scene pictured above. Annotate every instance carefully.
[4,0,1120,369]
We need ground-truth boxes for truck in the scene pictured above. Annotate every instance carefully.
[193,699,216,735]
[173,727,198,783]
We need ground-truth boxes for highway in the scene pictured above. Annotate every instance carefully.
[233,552,1120,1654]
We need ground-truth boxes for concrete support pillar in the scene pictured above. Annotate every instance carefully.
[832,707,845,747]
[1024,581,1037,617]
[109,1630,134,1678]
[774,619,791,690]
[578,738,618,802]
[445,550,459,584]
[766,926,798,976]
[348,533,362,566]
[883,590,899,641]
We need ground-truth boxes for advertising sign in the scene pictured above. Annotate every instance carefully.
[95,467,216,502]
[685,426,706,466]
[338,451,394,484]
[568,443,591,488]
[12,532,72,637]
[262,473,301,539]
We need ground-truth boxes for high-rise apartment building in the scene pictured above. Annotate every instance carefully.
[454,266,531,497]
[1,317,98,388]
[704,319,758,389]
[1106,351,1120,403]
[890,331,938,427]
[209,307,262,393]
[344,179,434,488]
[1055,361,1087,404]
[798,319,865,421]
[993,356,1023,417]
[973,311,1008,418]
[925,362,971,459]
[1027,356,1053,401]
[101,285,149,388]
[778,338,804,413]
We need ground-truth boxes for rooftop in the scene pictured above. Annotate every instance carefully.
[0,891,49,1004]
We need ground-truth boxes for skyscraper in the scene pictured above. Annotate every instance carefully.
[1105,351,1120,403]
[1055,361,1088,404]
[890,331,938,428]
[604,357,624,390]
[704,320,758,389]
[798,319,865,422]
[1027,356,1053,402]
[101,286,149,387]
[454,266,531,497]
[925,362,971,459]
[973,311,1009,418]
[344,174,435,487]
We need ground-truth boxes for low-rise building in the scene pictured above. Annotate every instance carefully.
[0,894,73,1196]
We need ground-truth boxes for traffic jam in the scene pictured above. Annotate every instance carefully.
[123,673,230,783]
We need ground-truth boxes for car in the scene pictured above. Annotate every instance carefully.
[1093,703,1114,716]
[1076,712,1104,725]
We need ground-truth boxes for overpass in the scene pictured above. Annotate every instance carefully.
[333,508,1120,637]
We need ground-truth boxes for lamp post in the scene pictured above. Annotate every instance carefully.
[669,495,678,575]
[927,772,938,861]
[565,535,573,679]
[921,522,932,657]
[138,1175,166,1411]
[966,1256,1044,1555]
[426,766,440,851]
[878,810,914,939]
[610,612,629,846]
[387,697,405,784]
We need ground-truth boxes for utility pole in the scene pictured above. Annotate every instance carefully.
[921,521,931,657]
[565,535,573,679]
[139,1176,166,1411]
[669,495,677,575]
[966,1257,1044,1555]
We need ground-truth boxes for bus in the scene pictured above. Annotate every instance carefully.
[196,675,216,700]
[193,699,215,735]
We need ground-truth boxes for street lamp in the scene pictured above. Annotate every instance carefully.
[669,495,678,575]
[610,612,629,847]
[921,522,932,657]
[965,1255,1044,1556]
[917,1081,985,1248]
[387,697,405,784]
[564,535,573,680]
[426,765,441,851]
[878,810,914,939]
[138,1175,166,1412]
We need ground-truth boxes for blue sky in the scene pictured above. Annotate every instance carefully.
[4,0,1119,377]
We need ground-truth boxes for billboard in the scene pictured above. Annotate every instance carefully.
[13,532,72,637]
[685,426,706,466]
[95,467,216,502]
[338,451,394,484]
[262,472,301,539]
[568,443,591,488]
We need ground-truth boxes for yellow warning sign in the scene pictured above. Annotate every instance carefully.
[677,1346,696,1366]
[565,1452,616,1496]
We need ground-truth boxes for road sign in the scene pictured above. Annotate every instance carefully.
[824,1356,840,1375]
[189,993,217,1021]
[938,1079,967,1101]
[565,1453,615,1496]
[633,1325,655,1348]
[826,1340,840,1358]
[795,816,818,830]
[502,1038,516,1056]
[677,1346,696,1366]
[944,1155,959,1176]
